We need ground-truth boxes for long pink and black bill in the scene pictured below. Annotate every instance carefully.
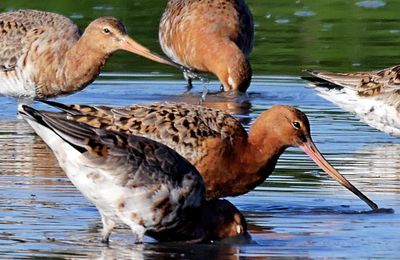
[300,137,378,210]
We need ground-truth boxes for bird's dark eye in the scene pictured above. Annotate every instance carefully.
[292,121,301,129]
[103,28,110,34]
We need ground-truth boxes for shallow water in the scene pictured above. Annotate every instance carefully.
[0,78,399,259]
[1,0,400,259]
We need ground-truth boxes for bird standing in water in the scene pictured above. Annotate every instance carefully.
[304,68,400,137]
[19,105,247,244]
[38,101,379,211]
[0,9,180,102]
[159,0,254,92]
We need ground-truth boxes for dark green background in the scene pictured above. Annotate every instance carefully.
[2,0,399,76]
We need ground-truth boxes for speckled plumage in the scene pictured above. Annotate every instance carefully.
[0,10,78,69]
[0,10,80,98]
[38,100,379,211]
[304,69,400,137]
[44,101,247,166]
[0,9,178,100]
[19,104,247,243]
[159,0,254,91]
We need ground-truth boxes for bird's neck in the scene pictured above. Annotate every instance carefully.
[232,122,287,193]
[57,37,109,97]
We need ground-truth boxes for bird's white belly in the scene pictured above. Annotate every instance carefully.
[25,119,194,232]
[0,70,36,98]
[315,87,400,137]
[64,162,187,231]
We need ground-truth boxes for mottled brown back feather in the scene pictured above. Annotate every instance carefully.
[0,9,79,70]
[306,65,400,97]
[43,101,248,166]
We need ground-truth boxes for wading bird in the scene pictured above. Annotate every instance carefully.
[19,105,247,244]
[0,9,182,102]
[159,0,254,92]
[304,68,400,137]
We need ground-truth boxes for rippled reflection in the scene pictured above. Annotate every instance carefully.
[0,120,60,177]
[173,91,252,115]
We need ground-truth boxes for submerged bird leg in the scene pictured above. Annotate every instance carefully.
[187,78,193,91]
[199,85,209,105]
[100,212,116,244]
[129,223,146,244]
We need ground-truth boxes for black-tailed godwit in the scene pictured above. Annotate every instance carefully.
[159,0,254,92]
[19,104,247,243]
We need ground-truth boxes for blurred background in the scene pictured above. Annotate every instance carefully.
[1,0,399,77]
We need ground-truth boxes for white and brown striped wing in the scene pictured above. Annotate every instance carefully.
[305,65,400,97]
[304,69,400,136]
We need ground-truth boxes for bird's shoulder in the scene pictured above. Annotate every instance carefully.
[0,9,79,70]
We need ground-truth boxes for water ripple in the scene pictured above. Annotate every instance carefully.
[0,79,399,258]
[356,0,386,9]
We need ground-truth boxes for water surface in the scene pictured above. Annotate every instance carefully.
[0,0,400,259]
[0,78,398,259]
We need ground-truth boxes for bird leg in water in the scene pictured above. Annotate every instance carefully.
[181,66,209,83]
[181,66,209,94]
[183,71,194,91]
[129,223,146,244]
[181,67,209,103]
[100,212,116,244]
[198,84,209,105]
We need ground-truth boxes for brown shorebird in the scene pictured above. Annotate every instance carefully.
[0,9,181,101]
[304,68,400,137]
[159,0,254,92]
[37,101,379,211]
[19,105,247,244]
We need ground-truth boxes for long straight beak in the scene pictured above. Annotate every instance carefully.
[120,36,181,69]
[300,138,378,210]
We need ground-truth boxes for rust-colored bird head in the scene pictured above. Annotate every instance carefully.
[252,105,378,210]
[214,44,252,92]
[83,17,179,67]
[256,105,311,148]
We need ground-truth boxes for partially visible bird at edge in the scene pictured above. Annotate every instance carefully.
[303,67,400,137]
